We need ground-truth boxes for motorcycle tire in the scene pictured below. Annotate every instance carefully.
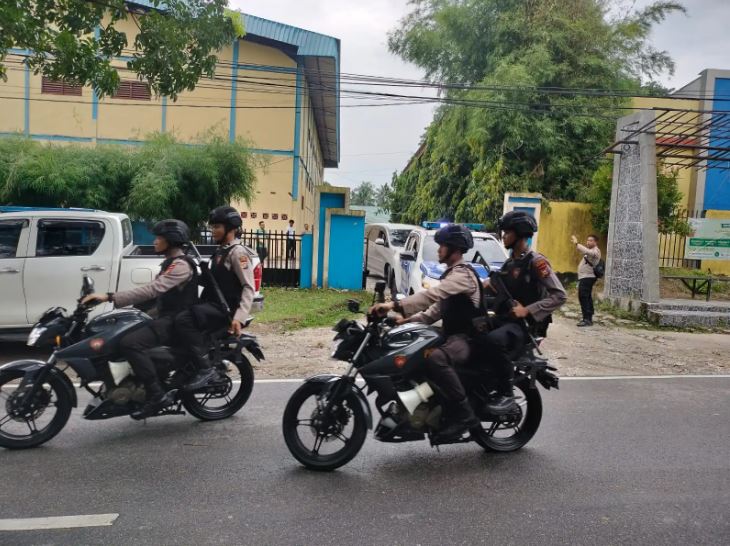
[0,370,73,450]
[471,376,543,452]
[282,381,368,472]
[182,354,254,421]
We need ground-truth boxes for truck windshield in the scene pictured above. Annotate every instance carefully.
[423,236,505,263]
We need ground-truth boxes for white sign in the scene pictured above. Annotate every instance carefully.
[685,218,730,260]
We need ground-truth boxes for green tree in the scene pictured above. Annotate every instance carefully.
[350,181,377,206]
[387,0,685,225]
[375,182,392,213]
[0,0,243,99]
[0,134,257,233]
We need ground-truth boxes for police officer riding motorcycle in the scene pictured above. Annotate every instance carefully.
[476,211,567,413]
[371,224,483,441]
[83,219,199,419]
[174,206,257,391]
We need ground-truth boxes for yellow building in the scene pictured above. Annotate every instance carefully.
[0,8,340,231]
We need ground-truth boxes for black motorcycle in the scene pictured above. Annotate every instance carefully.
[0,276,264,449]
[282,279,559,471]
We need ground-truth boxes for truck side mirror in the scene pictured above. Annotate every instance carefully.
[400,252,416,262]
[375,238,387,247]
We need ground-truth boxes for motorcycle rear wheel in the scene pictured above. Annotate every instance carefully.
[181,354,254,421]
[282,381,368,471]
[471,377,543,452]
[0,370,72,450]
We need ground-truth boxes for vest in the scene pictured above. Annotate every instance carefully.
[201,244,244,317]
[439,264,485,337]
[156,255,199,317]
[497,251,551,332]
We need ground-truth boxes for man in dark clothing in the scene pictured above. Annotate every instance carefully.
[370,224,482,440]
[175,206,257,391]
[82,220,198,419]
[478,211,567,414]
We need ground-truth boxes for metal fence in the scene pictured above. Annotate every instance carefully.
[199,229,303,287]
[658,210,702,269]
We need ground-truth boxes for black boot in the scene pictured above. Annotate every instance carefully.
[184,352,219,391]
[434,399,479,441]
[484,393,518,415]
[131,388,175,420]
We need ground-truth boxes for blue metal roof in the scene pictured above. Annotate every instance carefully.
[242,14,339,59]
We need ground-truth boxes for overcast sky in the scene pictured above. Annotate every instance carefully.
[229,0,730,189]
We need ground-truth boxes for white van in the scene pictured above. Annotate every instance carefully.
[364,223,417,292]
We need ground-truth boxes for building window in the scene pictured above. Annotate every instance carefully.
[41,77,82,96]
[113,80,151,101]
[241,212,248,218]
[272,213,279,220]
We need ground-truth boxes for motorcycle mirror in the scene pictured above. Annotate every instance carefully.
[80,275,95,297]
[347,300,361,313]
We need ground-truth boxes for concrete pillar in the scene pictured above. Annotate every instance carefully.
[603,111,660,310]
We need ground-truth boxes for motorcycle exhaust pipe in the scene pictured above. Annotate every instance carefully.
[397,382,434,414]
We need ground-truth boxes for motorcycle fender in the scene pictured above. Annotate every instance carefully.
[237,335,265,362]
[304,374,373,430]
[0,359,78,407]
[536,368,559,390]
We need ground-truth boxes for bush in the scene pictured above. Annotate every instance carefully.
[0,134,257,235]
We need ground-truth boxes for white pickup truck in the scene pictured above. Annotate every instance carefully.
[0,209,264,340]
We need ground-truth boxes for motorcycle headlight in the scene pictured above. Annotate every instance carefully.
[27,326,46,347]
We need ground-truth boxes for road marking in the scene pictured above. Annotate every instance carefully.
[0,513,119,531]
[560,374,730,381]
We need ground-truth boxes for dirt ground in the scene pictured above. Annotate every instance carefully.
[247,315,730,379]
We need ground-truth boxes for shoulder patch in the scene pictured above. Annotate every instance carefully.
[533,256,552,278]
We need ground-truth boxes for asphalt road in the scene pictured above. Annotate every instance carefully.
[0,377,728,545]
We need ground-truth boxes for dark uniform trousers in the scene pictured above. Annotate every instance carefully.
[174,303,230,365]
[118,316,176,398]
[424,334,471,402]
[474,321,527,395]
[578,277,597,321]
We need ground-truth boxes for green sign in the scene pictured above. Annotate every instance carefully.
[685,219,730,260]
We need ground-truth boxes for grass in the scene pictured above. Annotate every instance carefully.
[255,288,371,330]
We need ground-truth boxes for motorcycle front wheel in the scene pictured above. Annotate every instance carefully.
[282,381,368,471]
[0,370,73,450]
[471,376,543,452]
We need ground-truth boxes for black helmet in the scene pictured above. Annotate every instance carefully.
[434,224,474,253]
[152,219,190,246]
[209,206,242,231]
[498,211,538,238]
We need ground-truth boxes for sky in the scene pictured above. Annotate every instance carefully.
[229,0,730,189]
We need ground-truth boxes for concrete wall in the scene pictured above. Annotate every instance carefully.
[536,202,607,274]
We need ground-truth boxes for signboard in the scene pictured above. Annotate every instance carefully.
[685,218,730,260]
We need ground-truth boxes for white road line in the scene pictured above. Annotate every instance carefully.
[560,374,730,381]
[0,513,119,531]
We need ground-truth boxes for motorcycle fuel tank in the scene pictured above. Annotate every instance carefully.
[360,323,443,376]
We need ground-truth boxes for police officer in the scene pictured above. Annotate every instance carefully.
[478,211,567,414]
[82,220,198,419]
[371,224,482,440]
[174,206,256,390]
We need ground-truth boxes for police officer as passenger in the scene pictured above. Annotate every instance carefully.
[478,211,567,414]
[82,220,199,419]
[174,206,257,390]
[371,224,483,441]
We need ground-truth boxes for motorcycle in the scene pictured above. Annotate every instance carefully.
[282,277,559,471]
[0,275,264,450]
